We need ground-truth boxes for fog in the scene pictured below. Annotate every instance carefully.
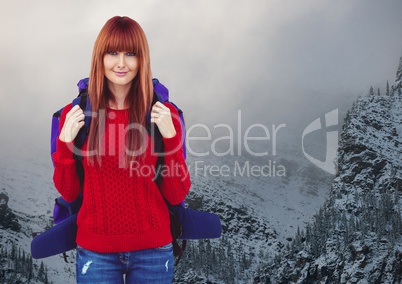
[1,0,402,163]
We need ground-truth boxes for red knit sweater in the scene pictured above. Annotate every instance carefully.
[52,103,191,253]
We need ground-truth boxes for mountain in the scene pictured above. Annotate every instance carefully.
[255,56,402,283]
[172,130,334,283]
[0,111,334,283]
[5,53,401,281]
[0,142,77,283]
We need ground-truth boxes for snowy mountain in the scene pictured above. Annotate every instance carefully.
[174,148,332,283]
[6,57,400,284]
[0,127,333,283]
[0,142,77,283]
[0,108,335,283]
[255,56,402,283]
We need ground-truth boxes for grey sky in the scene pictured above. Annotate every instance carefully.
[1,0,402,159]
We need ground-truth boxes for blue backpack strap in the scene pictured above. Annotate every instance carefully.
[77,77,89,93]
[152,78,169,102]
[50,81,90,226]
[170,206,222,239]
[72,79,91,183]
[168,101,186,159]
[151,78,187,183]
[72,78,92,157]
[31,214,78,259]
[50,78,91,167]
[152,79,186,158]
[53,196,83,225]
[50,108,64,166]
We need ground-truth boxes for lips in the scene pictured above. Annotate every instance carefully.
[114,71,127,76]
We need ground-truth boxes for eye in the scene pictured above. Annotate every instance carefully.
[107,51,117,55]
[126,52,136,56]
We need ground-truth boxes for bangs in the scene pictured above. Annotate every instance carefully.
[103,23,141,55]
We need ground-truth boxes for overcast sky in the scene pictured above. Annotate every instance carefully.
[1,0,402,161]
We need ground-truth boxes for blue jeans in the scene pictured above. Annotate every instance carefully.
[76,243,174,283]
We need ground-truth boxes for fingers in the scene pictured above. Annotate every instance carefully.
[151,101,170,113]
[66,105,85,128]
[59,105,86,143]
[151,102,171,121]
[66,105,85,121]
[150,102,177,138]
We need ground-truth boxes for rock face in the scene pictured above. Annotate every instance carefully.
[0,191,20,232]
[255,57,402,283]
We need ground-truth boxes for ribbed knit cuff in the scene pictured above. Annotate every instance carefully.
[162,133,183,157]
[56,138,75,160]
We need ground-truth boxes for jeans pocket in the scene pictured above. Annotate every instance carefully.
[155,243,173,251]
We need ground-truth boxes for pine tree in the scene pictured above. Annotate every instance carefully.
[386,81,390,96]
[369,86,374,96]
[11,242,16,261]
[44,266,49,284]
[0,247,4,283]
[396,56,402,90]
[204,240,213,278]
[377,88,381,96]
[27,255,33,283]
[38,261,46,282]
[305,224,312,244]
[390,56,402,95]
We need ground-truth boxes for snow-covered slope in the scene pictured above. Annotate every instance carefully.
[0,116,335,284]
[0,140,77,283]
[256,56,402,283]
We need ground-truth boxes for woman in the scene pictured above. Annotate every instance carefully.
[53,16,191,283]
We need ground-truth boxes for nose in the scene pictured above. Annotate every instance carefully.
[117,53,125,68]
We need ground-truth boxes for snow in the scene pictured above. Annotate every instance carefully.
[261,86,402,282]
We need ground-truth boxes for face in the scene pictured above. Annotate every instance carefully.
[103,51,139,91]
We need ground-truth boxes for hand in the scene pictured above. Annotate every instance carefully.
[150,102,177,139]
[59,105,85,142]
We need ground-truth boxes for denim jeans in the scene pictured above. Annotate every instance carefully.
[76,243,174,283]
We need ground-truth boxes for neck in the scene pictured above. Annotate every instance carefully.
[107,83,130,110]
[108,99,127,110]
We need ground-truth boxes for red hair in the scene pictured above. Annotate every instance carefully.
[87,16,153,166]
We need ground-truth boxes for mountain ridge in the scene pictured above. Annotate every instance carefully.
[254,55,402,283]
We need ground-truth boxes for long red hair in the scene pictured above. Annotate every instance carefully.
[87,16,153,166]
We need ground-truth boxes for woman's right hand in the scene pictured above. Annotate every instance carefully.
[59,105,85,142]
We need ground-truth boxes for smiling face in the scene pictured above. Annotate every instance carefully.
[103,51,139,92]
[87,16,153,163]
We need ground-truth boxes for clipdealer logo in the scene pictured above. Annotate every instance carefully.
[74,107,339,176]
[302,109,339,175]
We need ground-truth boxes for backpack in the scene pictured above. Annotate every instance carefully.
[31,78,222,265]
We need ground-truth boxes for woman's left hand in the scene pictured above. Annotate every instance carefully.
[150,102,177,138]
